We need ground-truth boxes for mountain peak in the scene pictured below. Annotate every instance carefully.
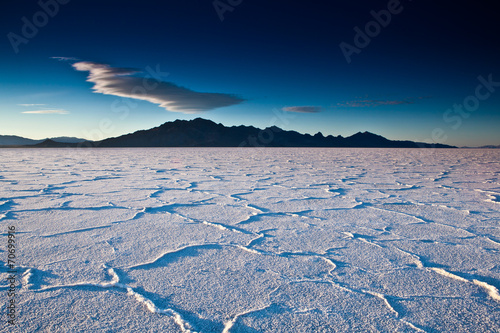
[351,131,383,137]
[192,117,215,123]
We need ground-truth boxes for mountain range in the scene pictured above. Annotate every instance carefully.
[0,118,457,148]
[0,135,85,146]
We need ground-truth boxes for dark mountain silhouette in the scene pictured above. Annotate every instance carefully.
[0,135,85,146]
[473,145,500,149]
[49,136,86,144]
[32,139,81,148]
[90,118,455,148]
[1,118,457,148]
[0,135,42,146]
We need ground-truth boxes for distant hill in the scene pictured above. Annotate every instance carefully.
[49,137,86,144]
[0,135,42,146]
[478,145,500,149]
[0,135,85,146]
[31,139,83,148]
[461,145,500,149]
[92,118,455,148]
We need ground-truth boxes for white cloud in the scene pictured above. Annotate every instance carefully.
[282,106,321,113]
[71,61,244,113]
[18,103,45,106]
[22,110,69,114]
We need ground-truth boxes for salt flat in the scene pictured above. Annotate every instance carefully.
[0,148,499,332]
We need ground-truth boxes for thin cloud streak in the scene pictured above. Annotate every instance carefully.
[283,106,322,113]
[335,99,414,108]
[334,97,432,108]
[22,110,69,114]
[71,61,244,113]
[51,56,79,62]
[18,103,45,106]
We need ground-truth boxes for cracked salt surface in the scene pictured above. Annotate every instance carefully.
[1,148,499,332]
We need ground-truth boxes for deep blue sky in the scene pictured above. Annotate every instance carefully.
[1,0,499,146]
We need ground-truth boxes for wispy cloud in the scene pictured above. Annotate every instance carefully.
[51,56,79,62]
[334,97,432,108]
[70,61,244,113]
[282,106,322,113]
[22,109,69,114]
[335,99,414,108]
[18,103,45,106]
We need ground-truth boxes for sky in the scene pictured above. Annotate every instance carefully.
[1,0,499,147]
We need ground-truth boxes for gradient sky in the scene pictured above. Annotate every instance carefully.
[1,0,499,146]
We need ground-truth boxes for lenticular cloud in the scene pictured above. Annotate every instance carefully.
[72,61,244,113]
[282,106,322,113]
